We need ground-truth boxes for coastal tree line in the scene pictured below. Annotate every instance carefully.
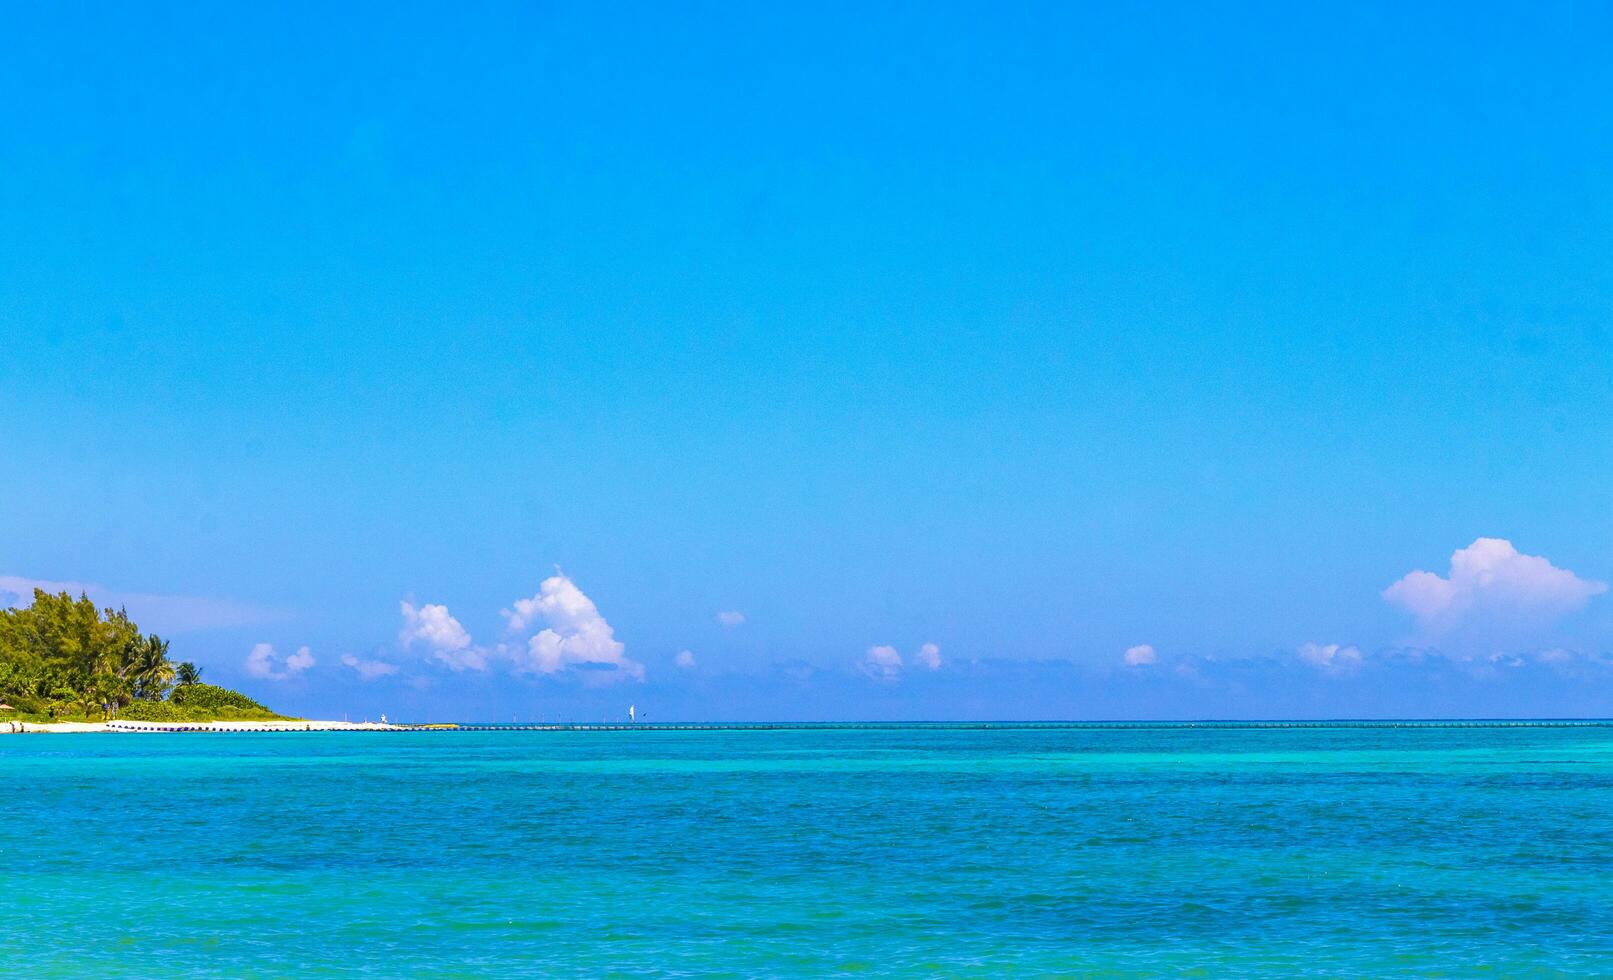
[0,589,205,719]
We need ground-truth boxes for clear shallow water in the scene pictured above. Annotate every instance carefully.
[6,724,1613,977]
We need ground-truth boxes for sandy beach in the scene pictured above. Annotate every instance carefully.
[2,720,408,734]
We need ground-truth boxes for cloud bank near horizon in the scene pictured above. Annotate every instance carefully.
[23,534,1610,720]
[859,642,942,680]
[292,645,1613,725]
[1296,642,1363,672]
[1123,644,1157,667]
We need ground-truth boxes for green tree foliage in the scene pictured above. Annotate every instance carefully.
[168,682,271,713]
[125,635,177,701]
[118,696,283,723]
[0,591,272,721]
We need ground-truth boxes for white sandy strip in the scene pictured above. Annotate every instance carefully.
[108,720,404,733]
[2,720,406,734]
[4,722,110,734]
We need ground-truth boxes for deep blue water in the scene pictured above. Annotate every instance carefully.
[5,724,1613,976]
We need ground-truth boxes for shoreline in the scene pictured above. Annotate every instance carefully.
[2,720,408,734]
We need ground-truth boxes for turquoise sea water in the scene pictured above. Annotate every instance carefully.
[6,724,1613,976]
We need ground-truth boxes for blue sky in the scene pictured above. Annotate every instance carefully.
[3,1,1611,720]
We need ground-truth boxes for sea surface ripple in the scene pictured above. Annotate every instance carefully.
[5,724,1613,976]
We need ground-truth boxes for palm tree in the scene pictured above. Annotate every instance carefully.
[48,689,76,720]
[73,684,100,720]
[126,635,175,700]
[91,673,133,717]
[175,661,202,687]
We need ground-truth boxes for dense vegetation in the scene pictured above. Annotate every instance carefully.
[0,590,283,721]
[118,685,282,722]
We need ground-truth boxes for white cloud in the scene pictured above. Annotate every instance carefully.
[860,644,903,680]
[1383,538,1606,632]
[860,643,941,678]
[244,644,275,678]
[1297,642,1363,672]
[340,655,400,681]
[244,643,315,681]
[434,646,490,672]
[716,610,746,628]
[502,575,643,683]
[0,574,283,633]
[913,642,942,670]
[1123,644,1157,667]
[399,601,472,651]
[675,649,696,669]
[399,601,486,671]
